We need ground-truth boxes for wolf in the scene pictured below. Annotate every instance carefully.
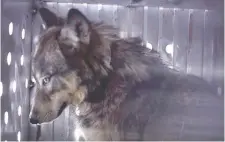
[29,7,224,141]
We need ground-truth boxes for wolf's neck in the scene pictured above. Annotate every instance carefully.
[77,73,131,127]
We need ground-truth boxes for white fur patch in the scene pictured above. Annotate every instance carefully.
[75,106,80,116]
[59,27,80,47]
[74,126,85,141]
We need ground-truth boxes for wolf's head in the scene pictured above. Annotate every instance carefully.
[29,8,112,124]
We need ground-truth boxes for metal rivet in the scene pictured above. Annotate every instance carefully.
[17,131,21,141]
[18,106,22,116]
[20,55,24,66]
[146,42,152,50]
[166,43,174,57]
[7,52,12,66]
[21,28,25,39]
[0,82,3,97]
[4,112,8,124]
[9,22,13,35]
[12,80,17,93]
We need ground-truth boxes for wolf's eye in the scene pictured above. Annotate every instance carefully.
[42,76,50,86]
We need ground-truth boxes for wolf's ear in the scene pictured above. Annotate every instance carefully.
[39,8,59,27]
[66,9,91,44]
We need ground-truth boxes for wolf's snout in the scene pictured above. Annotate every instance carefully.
[30,117,39,124]
[29,108,40,124]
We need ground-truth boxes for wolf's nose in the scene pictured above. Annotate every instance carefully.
[30,118,39,124]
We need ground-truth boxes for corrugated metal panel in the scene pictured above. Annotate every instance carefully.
[173,9,189,72]
[1,0,32,141]
[37,0,224,11]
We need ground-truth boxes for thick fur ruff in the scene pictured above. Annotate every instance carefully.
[29,8,224,141]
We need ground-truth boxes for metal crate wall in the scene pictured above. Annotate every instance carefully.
[1,0,224,141]
[1,0,33,141]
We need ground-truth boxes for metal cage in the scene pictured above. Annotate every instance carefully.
[1,0,224,141]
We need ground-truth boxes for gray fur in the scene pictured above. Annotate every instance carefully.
[29,8,224,141]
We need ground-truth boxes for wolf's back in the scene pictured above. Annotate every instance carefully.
[116,68,224,141]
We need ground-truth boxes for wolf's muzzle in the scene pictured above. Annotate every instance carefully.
[30,117,40,124]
